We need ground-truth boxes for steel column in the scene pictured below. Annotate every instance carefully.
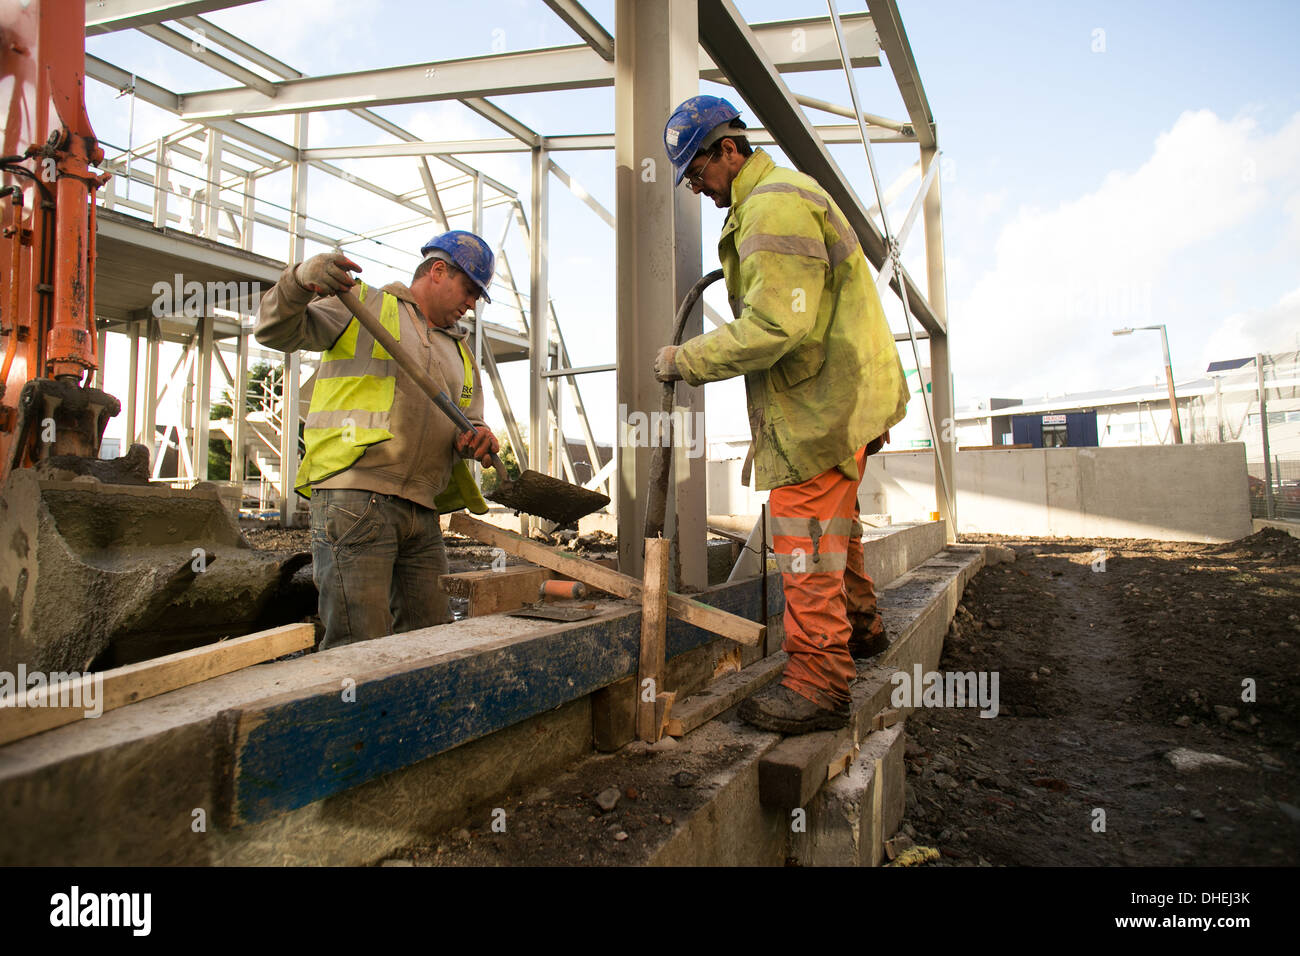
[193,313,213,479]
[231,325,249,484]
[141,318,159,457]
[203,127,222,240]
[529,146,550,513]
[921,145,955,541]
[125,320,139,446]
[280,114,307,526]
[615,0,705,585]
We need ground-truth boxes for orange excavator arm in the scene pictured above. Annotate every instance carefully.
[1,0,114,482]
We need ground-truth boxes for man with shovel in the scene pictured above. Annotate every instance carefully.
[256,231,500,649]
[657,96,910,735]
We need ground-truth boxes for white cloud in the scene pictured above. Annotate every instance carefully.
[951,109,1300,400]
[1202,286,1300,362]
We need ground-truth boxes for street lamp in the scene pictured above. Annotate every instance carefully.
[1113,325,1183,444]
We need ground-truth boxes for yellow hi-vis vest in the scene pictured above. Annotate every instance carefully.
[296,282,487,515]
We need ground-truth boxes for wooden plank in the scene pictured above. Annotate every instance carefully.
[759,663,897,809]
[665,652,786,737]
[226,574,780,825]
[827,742,860,782]
[637,538,670,742]
[450,513,764,646]
[0,623,314,747]
[872,708,901,731]
[654,691,676,739]
[439,565,549,616]
[592,676,637,752]
[759,729,843,809]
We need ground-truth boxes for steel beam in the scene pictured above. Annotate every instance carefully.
[85,54,180,110]
[865,0,936,149]
[136,23,278,96]
[461,98,541,146]
[615,0,705,586]
[175,13,879,120]
[176,14,301,78]
[698,0,943,337]
[300,122,907,161]
[543,0,615,61]
[85,0,257,35]
[549,160,614,227]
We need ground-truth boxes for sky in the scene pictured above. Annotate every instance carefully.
[82,0,1300,451]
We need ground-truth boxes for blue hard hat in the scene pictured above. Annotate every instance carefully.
[664,95,742,185]
[419,230,494,303]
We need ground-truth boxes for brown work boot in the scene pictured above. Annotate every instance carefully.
[739,683,849,735]
[847,612,890,659]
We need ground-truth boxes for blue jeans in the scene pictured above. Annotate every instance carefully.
[309,488,450,650]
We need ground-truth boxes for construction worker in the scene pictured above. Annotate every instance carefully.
[256,231,500,650]
[657,95,910,734]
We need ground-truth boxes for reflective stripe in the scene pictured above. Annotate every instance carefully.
[748,181,860,269]
[749,181,827,206]
[737,233,828,263]
[321,354,397,379]
[828,232,861,270]
[772,550,849,573]
[304,409,392,430]
[768,515,855,539]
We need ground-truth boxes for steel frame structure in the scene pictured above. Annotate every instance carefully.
[81,0,953,545]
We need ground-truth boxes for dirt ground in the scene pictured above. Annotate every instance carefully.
[901,528,1300,866]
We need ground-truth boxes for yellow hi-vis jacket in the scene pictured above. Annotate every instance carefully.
[674,149,910,489]
[296,281,487,514]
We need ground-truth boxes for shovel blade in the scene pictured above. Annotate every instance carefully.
[487,469,609,527]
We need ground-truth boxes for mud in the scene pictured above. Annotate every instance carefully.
[901,529,1300,866]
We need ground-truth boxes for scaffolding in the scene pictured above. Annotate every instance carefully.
[83,0,954,567]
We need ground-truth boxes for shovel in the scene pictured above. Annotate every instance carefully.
[337,289,610,527]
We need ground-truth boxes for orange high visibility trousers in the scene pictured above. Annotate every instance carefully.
[769,444,882,709]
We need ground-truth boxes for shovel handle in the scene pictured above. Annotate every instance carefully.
[337,289,508,478]
[431,390,509,477]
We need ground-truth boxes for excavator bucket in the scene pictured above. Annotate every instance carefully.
[0,469,311,673]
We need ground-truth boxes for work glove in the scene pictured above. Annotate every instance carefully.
[455,425,500,467]
[296,253,362,295]
[654,345,682,382]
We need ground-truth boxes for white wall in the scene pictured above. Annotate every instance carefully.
[859,443,1253,543]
